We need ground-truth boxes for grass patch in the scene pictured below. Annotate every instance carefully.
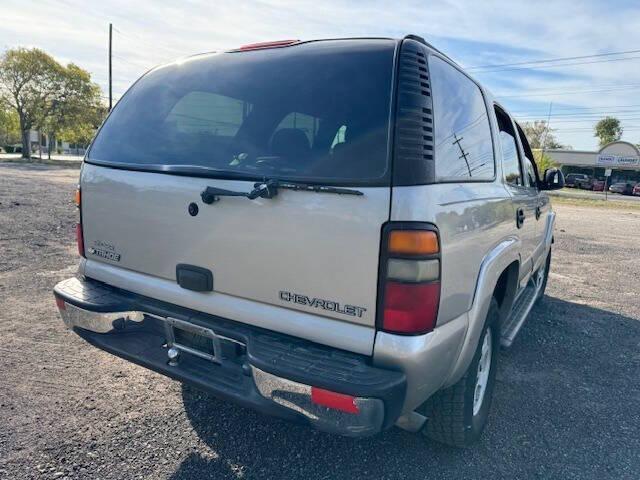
[551,195,640,210]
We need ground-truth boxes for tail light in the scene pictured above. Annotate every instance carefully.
[378,225,441,334]
[75,187,85,258]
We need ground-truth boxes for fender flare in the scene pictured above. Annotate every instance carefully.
[443,236,521,386]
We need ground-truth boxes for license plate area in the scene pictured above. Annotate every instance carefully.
[164,317,223,363]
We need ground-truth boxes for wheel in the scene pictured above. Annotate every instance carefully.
[535,248,551,304]
[421,298,500,447]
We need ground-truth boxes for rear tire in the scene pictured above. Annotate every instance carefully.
[421,298,500,447]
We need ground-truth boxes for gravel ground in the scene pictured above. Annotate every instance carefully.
[1,163,639,480]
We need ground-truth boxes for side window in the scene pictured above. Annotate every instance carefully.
[330,125,347,151]
[429,56,495,181]
[495,107,522,186]
[516,123,538,188]
[273,112,319,147]
[166,91,251,136]
[523,157,537,188]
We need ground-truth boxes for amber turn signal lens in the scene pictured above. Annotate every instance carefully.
[74,189,81,207]
[388,230,439,255]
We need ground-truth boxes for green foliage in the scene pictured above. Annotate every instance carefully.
[594,117,622,147]
[533,150,557,174]
[521,121,565,150]
[0,47,105,158]
[0,107,20,145]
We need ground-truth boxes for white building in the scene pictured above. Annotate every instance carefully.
[28,130,85,155]
[546,141,640,184]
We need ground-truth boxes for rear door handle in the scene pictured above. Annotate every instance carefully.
[516,208,525,228]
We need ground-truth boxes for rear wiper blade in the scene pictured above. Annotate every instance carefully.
[201,179,363,204]
[271,180,364,196]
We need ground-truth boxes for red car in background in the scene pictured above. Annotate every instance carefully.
[591,179,606,191]
[633,183,640,196]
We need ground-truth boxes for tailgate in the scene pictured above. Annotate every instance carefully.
[81,163,390,328]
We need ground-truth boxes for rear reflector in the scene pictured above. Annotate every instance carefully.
[383,281,440,334]
[238,39,299,51]
[311,387,360,414]
[54,295,66,311]
[74,188,81,207]
[76,222,85,258]
[388,230,439,255]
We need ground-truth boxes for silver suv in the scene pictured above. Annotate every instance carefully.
[54,36,564,447]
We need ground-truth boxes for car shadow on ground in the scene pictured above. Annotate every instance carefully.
[171,296,640,479]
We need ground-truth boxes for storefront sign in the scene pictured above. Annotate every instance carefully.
[597,155,640,167]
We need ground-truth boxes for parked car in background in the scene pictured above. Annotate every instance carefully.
[565,173,589,188]
[591,178,606,191]
[609,182,635,195]
[633,183,640,196]
[577,178,595,190]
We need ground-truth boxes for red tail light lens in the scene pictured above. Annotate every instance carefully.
[76,222,85,258]
[379,225,441,335]
[383,282,440,334]
[311,387,360,414]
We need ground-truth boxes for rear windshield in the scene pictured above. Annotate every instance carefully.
[88,40,396,186]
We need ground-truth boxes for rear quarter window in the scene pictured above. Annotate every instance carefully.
[428,56,495,182]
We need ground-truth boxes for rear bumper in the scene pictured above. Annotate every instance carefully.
[53,277,405,437]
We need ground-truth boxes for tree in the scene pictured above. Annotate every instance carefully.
[41,64,103,158]
[533,150,557,174]
[521,121,564,150]
[594,117,622,147]
[0,107,20,147]
[0,47,103,159]
[0,48,67,158]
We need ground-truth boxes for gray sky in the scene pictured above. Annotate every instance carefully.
[2,0,640,150]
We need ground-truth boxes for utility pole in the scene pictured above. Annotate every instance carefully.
[108,23,113,111]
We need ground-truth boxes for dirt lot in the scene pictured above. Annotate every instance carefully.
[1,163,639,479]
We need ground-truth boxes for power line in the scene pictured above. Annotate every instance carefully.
[467,48,640,70]
[112,54,154,70]
[510,103,640,114]
[473,55,640,73]
[516,114,640,122]
[497,81,640,94]
[516,109,640,117]
[522,117,640,124]
[112,26,187,58]
[498,84,640,98]
[517,110,640,117]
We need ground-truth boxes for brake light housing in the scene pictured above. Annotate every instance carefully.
[237,39,299,51]
[378,223,441,335]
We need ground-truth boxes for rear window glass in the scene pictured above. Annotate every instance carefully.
[88,40,396,186]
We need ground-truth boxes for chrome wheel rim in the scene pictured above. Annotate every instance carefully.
[473,328,493,416]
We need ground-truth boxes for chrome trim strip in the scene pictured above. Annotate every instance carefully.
[58,302,144,333]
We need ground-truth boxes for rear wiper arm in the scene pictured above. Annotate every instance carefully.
[201,179,363,204]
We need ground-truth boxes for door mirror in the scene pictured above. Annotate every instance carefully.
[542,168,565,190]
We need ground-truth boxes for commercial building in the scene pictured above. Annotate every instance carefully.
[545,141,640,184]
